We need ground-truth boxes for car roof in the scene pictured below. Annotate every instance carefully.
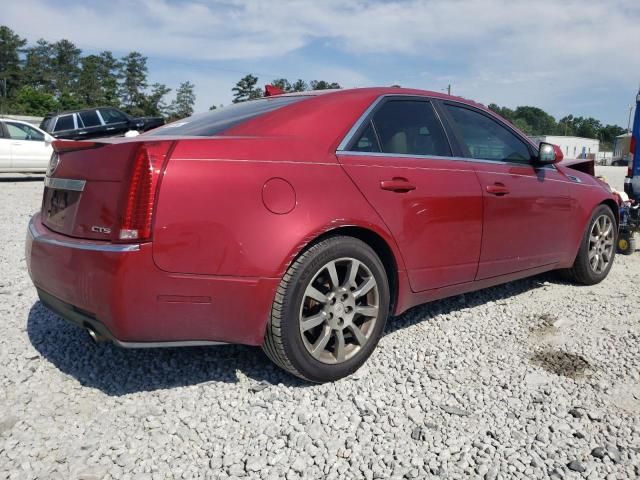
[277,86,487,109]
[44,106,121,117]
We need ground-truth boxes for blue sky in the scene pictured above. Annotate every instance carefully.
[5,0,640,126]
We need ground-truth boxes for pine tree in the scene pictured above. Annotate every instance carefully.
[232,74,262,103]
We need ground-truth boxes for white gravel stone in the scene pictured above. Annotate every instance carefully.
[0,175,639,479]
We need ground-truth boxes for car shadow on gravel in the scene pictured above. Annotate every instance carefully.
[385,272,562,335]
[26,302,309,396]
[27,272,565,395]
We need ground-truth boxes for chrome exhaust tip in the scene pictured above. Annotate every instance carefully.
[86,326,106,343]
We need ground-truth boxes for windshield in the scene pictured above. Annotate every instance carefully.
[148,96,308,137]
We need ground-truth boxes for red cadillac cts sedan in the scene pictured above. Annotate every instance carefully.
[26,87,618,382]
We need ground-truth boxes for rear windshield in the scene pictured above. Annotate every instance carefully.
[147,96,308,137]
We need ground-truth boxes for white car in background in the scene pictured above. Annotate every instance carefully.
[0,119,54,173]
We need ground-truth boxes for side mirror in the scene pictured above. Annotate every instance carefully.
[44,133,54,144]
[537,142,563,165]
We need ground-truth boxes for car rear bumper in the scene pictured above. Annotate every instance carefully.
[26,213,278,346]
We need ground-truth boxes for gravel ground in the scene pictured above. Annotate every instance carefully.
[1,175,639,480]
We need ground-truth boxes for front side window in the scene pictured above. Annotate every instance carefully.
[445,104,532,163]
[6,122,45,141]
[367,100,450,157]
[99,108,128,124]
[54,115,75,132]
[79,110,102,127]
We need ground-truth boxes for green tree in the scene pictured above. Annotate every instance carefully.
[77,55,103,106]
[22,39,55,93]
[573,117,602,139]
[120,51,148,115]
[140,82,171,117]
[51,39,81,103]
[488,103,515,123]
[271,78,292,92]
[12,85,58,115]
[169,81,195,119]
[0,26,27,108]
[97,51,122,107]
[512,106,556,135]
[599,124,626,149]
[556,115,575,136]
[310,80,341,90]
[232,74,262,103]
[513,117,533,135]
[291,79,307,92]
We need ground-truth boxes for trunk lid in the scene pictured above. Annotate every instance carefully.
[41,139,170,241]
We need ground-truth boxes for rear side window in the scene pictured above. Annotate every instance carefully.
[351,121,381,153]
[148,96,308,137]
[357,100,451,157]
[99,108,128,124]
[79,110,102,127]
[445,104,533,163]
[54,115,74,132]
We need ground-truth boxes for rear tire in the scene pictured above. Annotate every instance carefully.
[562,205,617,285]
[262,236,390,383]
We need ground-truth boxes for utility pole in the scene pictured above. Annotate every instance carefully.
[447,84,451,96]
[628,105,635,133]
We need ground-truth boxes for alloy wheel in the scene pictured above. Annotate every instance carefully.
[299,257,380,364]
[588,214,614,274]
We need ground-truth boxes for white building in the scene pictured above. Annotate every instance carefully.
[529,135,600,160]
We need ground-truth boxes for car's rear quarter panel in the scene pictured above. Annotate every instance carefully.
[152,137,405,280]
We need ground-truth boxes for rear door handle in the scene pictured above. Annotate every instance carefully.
[486,183,510,196]
[380,178,416,192]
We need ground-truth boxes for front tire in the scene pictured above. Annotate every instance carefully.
[563,205,617,285]
[263,236,390,382]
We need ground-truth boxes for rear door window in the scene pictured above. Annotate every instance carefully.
[362,100,451,157]
[54,115,75,132]
[98,108,129,124]
[79,110,102,127]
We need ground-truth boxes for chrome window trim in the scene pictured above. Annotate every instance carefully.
[337,150,556,169]
[44,177,86,191]
[336,93,547,168]
[29,221,140,252]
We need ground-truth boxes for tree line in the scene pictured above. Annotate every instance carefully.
[0,26,195,119]
[0,24,626,144]
[487,104,625,150]
[227,74,340,105]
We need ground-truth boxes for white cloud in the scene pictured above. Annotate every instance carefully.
[4,0,640,122]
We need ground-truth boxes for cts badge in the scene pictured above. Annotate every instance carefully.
[91,226,112,234]
[47,152,60,177]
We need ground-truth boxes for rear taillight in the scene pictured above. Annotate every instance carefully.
[119,141,173,242]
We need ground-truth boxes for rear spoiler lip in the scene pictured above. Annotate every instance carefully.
[52,134,270,153]
[52,140,109,153]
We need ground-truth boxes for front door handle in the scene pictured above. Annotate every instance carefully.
[380,178,416,192]
[486,183,510,196]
